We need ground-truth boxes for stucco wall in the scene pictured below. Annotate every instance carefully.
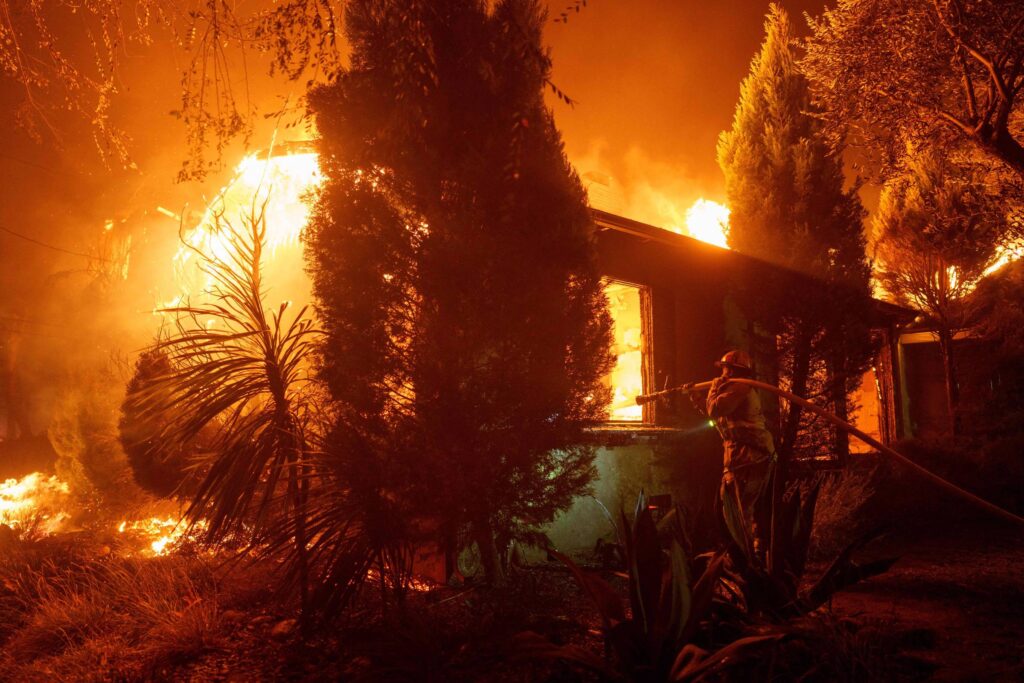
[537,433,724,562]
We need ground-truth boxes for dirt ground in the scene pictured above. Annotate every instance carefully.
[6,517,1020,681]
[831,519,1024,682]
[170,519,1024,682]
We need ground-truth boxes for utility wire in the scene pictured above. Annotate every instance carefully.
[0,224,116,263]
[0,325,76,343]
[0,315,67,330]
[0,153,71,177]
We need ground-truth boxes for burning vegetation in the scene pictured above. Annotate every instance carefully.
[1,1,1024,681]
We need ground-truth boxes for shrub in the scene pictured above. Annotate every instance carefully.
[810,459,880,562]
[720,470,897,619]
[514,492,779,681]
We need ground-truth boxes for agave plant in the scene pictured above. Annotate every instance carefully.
[123,204,326,623]
[515,491,777,682]
[721,473,897,619]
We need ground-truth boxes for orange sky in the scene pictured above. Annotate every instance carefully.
[547,0,826,201]
[0,0,832,302]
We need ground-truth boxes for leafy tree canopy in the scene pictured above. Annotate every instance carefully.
[873,149,1002,324]
[804,0,1024,190]
[0,0,342,178]
[873,149,1003,432]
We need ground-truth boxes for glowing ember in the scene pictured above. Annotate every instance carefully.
[0,473,70,534]
[684,199,730,248]
[117,516,200,557]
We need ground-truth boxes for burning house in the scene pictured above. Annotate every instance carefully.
[540,209,915,558]
[0,146,948,563]
[152,147,930,563]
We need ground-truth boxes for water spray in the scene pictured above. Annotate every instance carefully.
[638,379,1024,528]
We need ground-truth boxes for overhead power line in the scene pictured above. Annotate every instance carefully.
[0,315,66,330]
[0,224,115,263]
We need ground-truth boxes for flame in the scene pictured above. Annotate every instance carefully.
[164,147,323,312]
[165,148,735,323]
[0,471,198,556]
[684,199,730,249]
[605,281,644,421]
[117,515,203,557]
[366,568,435,593]
[982,242,1024,278]
[0,473,70,534]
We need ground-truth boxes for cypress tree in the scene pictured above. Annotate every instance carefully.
[306,0,613,583]
[717,4,874,462]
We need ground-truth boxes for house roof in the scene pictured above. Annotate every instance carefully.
[591,208,916,327]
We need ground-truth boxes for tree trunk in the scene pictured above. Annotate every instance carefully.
[474,518,506,587]
[977,124,1024,182]
[937,327,960,436]
[770,327,812,569]
[287,448,310,635]
[779,329,813,463]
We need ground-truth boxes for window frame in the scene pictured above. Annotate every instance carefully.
[601,277,654,426]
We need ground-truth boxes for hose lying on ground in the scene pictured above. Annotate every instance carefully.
[637,378,1024,529]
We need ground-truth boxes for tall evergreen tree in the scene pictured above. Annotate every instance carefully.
[717,4,874,462]
[307,0,613,583]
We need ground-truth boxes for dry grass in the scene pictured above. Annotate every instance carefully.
[0,542,226,682]
[810,459,879,562]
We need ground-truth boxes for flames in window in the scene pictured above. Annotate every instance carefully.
[604,281,644,421]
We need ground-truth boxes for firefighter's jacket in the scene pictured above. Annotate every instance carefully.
[706,377,775,473]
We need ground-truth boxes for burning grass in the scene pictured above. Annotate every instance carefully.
[0,473,71,538]
[0,469,203,559]
[0,546,228,682]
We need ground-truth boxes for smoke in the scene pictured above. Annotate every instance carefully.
[1,0,826,455]
[571,139,726,240]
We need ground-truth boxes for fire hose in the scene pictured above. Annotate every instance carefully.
[637,378,1024,529]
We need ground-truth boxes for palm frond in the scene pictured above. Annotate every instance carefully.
[123,203,376,624]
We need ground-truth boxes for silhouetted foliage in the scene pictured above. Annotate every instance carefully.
[873,150,1002,433]
[720,474,897,619]
[717,5,875,462]
[514,492,780,681]
[119,350,206,498]
[124,207,327,624]
[970,259,1024,358]
[307,0,614,585]
[804,0,1024,188]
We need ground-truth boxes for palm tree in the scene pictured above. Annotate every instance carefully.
[125,203,323,621]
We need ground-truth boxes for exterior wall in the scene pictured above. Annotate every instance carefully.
[542,445,655,558]
[541,435,724,561]
[898,334,991,439]
[530,213,912,562]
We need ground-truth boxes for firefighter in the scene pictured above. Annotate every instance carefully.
[697,350,776,556]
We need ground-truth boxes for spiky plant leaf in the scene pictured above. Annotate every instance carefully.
[121,204,379,624]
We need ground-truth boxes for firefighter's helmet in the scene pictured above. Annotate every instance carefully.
[715,349,753,372]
